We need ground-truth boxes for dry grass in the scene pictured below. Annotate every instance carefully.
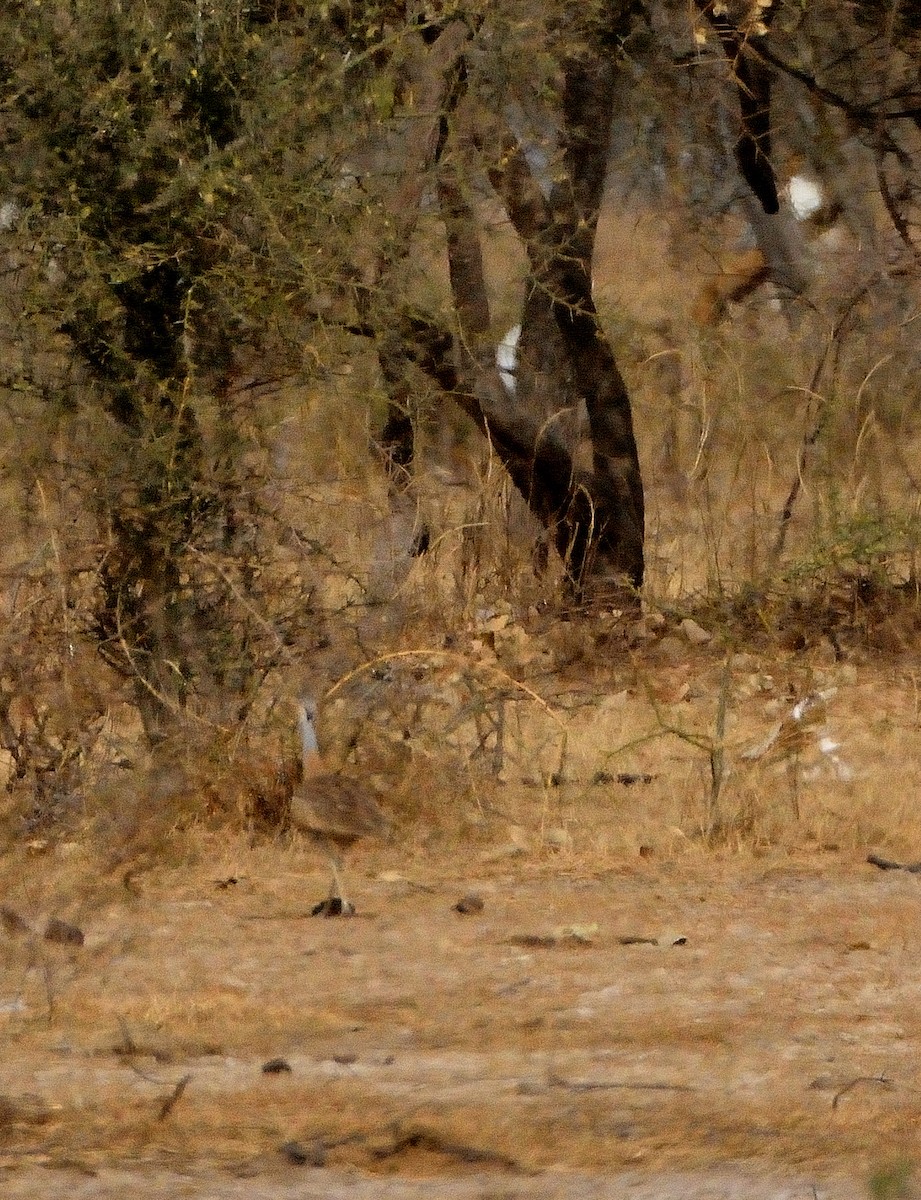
[5,806,921,1186]
[3,189,921,1196]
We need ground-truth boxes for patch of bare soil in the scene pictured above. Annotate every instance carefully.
[3,845,921,1198]
[3,642,921,1198]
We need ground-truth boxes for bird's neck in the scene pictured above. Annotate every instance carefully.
[297,707,324,779]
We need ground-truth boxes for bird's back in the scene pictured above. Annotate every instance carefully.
[291,772,389,844]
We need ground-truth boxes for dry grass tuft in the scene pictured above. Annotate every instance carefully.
[3,171,921,1195]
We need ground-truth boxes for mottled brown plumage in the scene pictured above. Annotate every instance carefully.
[292,698,389,916]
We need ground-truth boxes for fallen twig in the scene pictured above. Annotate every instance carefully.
[831,1074,893,1110]
[867,854,921,874]
[375,1123,520,1171]
[157,1073,192,1121]
[548,1072,694,1093]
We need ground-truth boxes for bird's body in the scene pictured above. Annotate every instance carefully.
[290,773,389,859]
[291,699,388,916]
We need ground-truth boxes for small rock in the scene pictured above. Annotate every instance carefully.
[661,932,689,946]
[509,933,557,949]
[453,893,485,915]
[44,918,84,947]
[311,897,355,917]
[1,907,31,937]
[680,617,712,645]
[262,1058,292,1075]
[280,1139,326,1167]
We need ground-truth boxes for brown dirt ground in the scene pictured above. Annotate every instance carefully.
[4,844,921,1196]
[3,648,921,1198]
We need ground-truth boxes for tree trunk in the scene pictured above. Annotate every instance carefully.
[455,20,645,597]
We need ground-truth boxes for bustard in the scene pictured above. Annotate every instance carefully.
[291,698,389,917]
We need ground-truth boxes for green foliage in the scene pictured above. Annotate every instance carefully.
[784,512,921,586]
[3,0,301,383]
[0,0,369,749]
[868,1159,914,1200]
[0,0,919,811]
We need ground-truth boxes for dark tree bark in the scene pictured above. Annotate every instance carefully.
[464,16,645,596]
[695,0,779,214]
[360,9,646,602]
[62,280,209,743]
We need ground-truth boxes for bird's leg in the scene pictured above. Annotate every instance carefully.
[328,853,354,916]
[311,839,355,917]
